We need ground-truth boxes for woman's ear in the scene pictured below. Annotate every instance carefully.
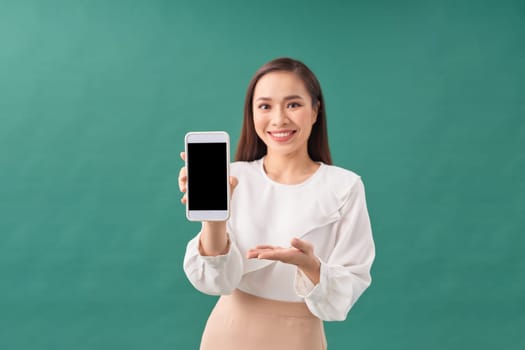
[312,101,320,124]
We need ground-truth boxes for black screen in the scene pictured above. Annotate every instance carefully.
[187,142,228,210]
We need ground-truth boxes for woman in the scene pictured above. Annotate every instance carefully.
[179,57,375,350]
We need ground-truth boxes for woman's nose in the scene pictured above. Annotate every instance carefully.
[271,107,288,126]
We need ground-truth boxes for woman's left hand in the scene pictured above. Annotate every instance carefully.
[247,238,321,285]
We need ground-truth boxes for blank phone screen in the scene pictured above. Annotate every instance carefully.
[187,142,228,210]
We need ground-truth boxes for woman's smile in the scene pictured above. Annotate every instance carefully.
[267,130,297,142]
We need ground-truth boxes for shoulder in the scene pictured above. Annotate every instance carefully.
[320,163,361,187]
[317,164,366,203]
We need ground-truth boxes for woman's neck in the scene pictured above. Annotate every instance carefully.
[263,152,320,185]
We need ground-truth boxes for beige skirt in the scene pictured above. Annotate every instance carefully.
[200,289,327,350]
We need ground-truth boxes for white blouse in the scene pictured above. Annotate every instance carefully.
[183,158,375,321]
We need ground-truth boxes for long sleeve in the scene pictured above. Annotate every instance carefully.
[294,178,375,321]
[183,226,244,296]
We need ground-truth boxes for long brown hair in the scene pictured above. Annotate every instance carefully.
[235,57,332,165]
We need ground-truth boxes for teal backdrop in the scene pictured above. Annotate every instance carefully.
[1,0,524,349]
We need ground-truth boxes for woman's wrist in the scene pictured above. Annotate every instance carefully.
[299,256,321,285]
[199,221,229,256]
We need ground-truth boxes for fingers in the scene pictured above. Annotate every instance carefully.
[246,250,262,259]
[247,247,301,262]
[253,240,312,253]
[246,245,278,259]
[247,247,275,259]
[257,247,300,261]
[290,237,313,254]
[247,239,316,269]
[256,249,283,260]
[230,176,238,193]
[178,166,187,192]
[254,245,277,250]
[247,248,273,259]
[179,152,187,204]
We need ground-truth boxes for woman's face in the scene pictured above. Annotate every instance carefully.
[252,71,318,159]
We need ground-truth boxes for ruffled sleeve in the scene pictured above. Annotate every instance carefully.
[183,223,244,296]
[294,178,375,321]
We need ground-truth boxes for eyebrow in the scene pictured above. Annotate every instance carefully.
[255,95,304,102]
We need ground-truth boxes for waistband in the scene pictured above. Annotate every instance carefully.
[223,289,317,319]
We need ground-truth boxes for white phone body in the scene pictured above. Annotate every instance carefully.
[184,131,230,221]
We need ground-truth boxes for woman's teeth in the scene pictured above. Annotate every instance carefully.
[272,132,292,137]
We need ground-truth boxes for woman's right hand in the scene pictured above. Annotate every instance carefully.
[178,151,238,256]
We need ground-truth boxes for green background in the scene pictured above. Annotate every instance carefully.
[1,0,524,348]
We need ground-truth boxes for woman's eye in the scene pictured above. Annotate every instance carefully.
[287,102,301,108]
[258,104,270,110]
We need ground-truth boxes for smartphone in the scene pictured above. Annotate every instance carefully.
[184,131,230,221]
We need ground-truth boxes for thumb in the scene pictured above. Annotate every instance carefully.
[291,238,312,254]
[230,176,239,192]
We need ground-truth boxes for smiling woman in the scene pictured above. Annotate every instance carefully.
[252,71,319,171]
[236,58,332,166]
[179,57,375,350]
